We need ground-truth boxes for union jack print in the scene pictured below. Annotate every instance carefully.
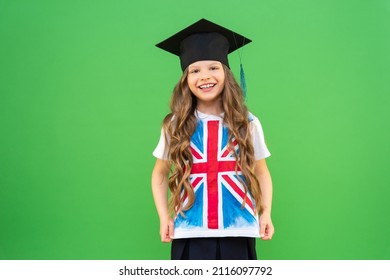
[175,119,258,232]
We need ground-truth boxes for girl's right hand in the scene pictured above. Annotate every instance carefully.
[160,217,174,243]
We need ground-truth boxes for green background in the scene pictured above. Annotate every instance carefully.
[1,0,389,260]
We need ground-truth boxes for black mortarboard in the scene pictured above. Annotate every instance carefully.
[156,18,252,71]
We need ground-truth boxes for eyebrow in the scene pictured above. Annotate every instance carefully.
[189,62,221,69]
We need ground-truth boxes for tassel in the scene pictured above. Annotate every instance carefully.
[240,63,247,99]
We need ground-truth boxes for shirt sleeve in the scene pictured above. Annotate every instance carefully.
[250,115,271,160]
[152,128,169,160]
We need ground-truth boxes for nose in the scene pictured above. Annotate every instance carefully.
[200,72,211,81]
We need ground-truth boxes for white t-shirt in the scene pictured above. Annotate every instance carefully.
[153,110,271,239]
[153,110,271,161]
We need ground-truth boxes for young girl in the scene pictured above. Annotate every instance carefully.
[152,19,274,260]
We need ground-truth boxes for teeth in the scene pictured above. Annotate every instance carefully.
[199,84,215,89]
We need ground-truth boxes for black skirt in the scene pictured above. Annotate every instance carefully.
[171,237,257,260]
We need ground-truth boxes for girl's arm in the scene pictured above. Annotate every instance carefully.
[255,158,275,240]
[151,158,174,242]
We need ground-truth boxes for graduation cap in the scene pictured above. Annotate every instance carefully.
[155,18,252,71]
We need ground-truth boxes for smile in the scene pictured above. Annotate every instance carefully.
[198,83,216,89]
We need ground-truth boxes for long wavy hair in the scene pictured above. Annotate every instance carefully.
[162,64,263,216]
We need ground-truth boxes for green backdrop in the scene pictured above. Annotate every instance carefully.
[1,0,389,260]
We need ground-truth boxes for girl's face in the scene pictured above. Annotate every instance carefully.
[187,60,225,108]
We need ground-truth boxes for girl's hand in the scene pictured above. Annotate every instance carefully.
[259,212,274,240]
[160,217,174,243]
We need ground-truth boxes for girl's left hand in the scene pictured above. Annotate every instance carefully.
[259,213,274,240]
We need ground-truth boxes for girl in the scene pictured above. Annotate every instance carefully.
[151,19,274,260]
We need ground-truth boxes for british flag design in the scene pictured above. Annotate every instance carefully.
[174,118,260,238]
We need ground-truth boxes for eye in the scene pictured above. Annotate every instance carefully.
[189,69,200,74]
[210,66,219,71]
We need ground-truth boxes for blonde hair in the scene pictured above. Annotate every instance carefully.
[162,64,263,215]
